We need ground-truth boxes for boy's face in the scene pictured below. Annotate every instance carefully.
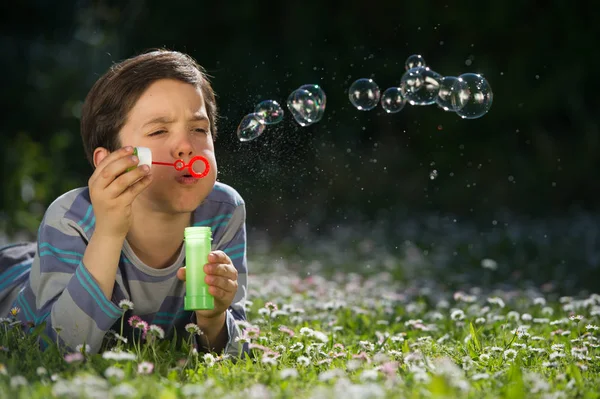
[118,78,217,214]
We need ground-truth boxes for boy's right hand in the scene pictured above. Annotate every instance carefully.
[88,146,152,238]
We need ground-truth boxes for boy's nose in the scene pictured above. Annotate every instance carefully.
[174,138,194,159]
[178,149,193,158]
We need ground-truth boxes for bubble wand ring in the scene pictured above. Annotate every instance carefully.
[152,155,210,178]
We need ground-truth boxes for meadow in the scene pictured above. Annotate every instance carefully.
[1,214,599,398]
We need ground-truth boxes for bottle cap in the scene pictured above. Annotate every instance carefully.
[134,147,152,167]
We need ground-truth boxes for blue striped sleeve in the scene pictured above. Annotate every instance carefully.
[18,199,123,353]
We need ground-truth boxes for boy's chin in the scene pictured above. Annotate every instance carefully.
[170,197,205,213]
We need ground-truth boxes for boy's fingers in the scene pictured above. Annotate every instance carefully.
[92,147,135,187]
[204,263,238,281]
[208,250,229,263]
[108,164,151,198]
[176,267,186,281]
[208,286,228,299]
[205,275,237,293]
[121,171,153,201]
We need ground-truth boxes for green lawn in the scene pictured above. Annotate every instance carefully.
[1,264,599,398]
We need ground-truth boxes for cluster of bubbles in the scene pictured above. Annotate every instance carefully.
[348,54,493,119]
[236,84,326,142]
[236,54,493,142]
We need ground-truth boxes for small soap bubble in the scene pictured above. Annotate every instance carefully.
[429,170,438,180]
[348,78,381,111]
[254,100,284,125]
[451,73,493,119]
[436,76,459,111]
[287,89,319,126]
[405,54,426,70]
[236,113,265,142]
[380,87,406,113]
[400,67,442,106]
[298,84,326,122]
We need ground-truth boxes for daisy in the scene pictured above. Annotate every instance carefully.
[147,325,165,340]
[203,354,216,367]
[64,352,84,363]
[185,323,202,335]
[137,361,154,374]
[296,356,310,366]
[118,300,134,311]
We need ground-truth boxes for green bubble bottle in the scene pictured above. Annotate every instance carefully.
[184,226,214,310]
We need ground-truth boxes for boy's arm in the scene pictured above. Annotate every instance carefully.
[13,217,126,354]
[14,147,152,353]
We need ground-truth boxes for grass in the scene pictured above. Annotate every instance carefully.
[1,215,600,398]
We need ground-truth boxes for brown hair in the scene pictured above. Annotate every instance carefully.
[80,49,218,167]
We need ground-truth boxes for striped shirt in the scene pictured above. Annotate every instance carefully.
[0,181,248,356]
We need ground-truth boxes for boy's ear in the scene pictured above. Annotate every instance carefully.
[93,147,111,169]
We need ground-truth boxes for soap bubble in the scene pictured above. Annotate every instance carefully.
[348,78,381,111]
[298,84,326,122]
[236,113,265,142]
[436,76,459,111]
[254,100,284,125]
[380,87,406,113]
[405,54,426,70]
[287,89,319,126]
[400,67,442,106]
[450,73,493,119]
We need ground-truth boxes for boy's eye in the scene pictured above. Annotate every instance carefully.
[148,130,166,137]
[194,128,208,134]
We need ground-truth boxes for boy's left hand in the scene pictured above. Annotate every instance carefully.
[176,250,238,319]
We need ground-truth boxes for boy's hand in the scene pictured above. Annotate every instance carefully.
[176,250,239,319]
[88,146,152,238]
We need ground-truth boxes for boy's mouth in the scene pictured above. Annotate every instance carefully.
[175,173,199,185]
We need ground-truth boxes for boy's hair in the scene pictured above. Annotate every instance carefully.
[80,49,218,167]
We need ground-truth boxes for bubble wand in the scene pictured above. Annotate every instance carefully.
[130,147,210,178]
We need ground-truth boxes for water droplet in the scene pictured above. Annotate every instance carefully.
[400,67,442,106]
[405,54,426,70]
[429,170,438,180]
[236,113,265,142]
[380,87,406,113]
[287,89,319,126]
[254,100,284,125]
[348,78,381,111]
[451,73,493,119]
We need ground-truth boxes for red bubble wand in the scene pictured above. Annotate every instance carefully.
[152,155,210,178]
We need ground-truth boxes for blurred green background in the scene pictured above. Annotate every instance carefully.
[1,1,599,291]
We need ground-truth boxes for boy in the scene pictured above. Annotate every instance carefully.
[0,49,248,357]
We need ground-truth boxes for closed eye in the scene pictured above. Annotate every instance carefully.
[148,130,166,137]
[194,128,209,134]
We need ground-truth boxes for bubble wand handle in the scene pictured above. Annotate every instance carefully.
[184,227,214,310]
